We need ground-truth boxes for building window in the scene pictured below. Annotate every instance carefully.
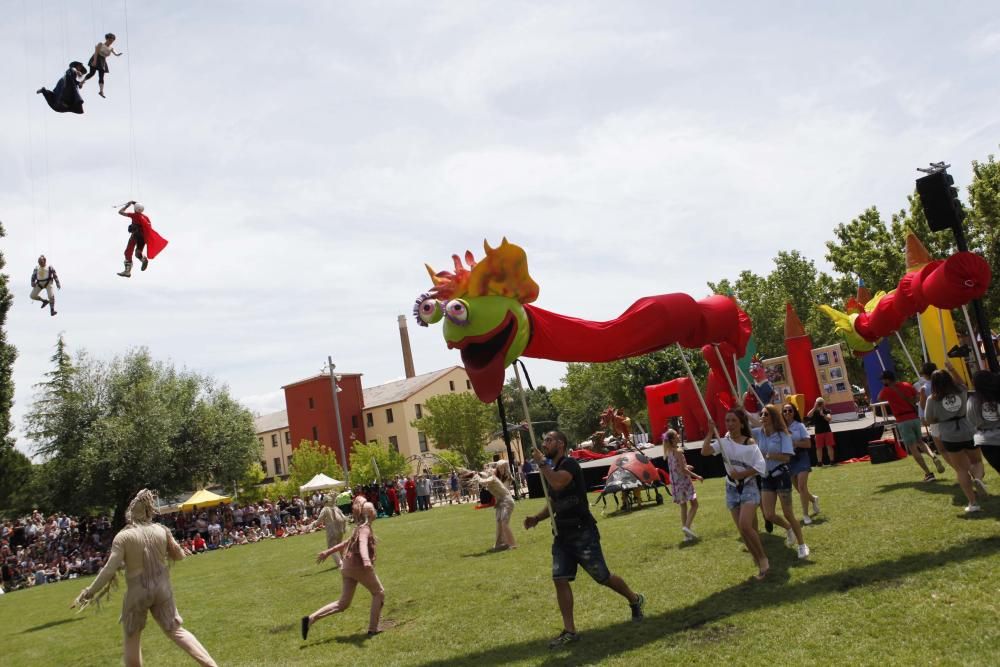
[312,426,318,440]
[287,455,294,470]
[308,397,314,409]
[351,415,359,428]
[274,457,282,475]
[415,404,422,419]
[418,432,428,452]
[449,381,455,391]
[389,436,399,452]
[260,460,267,472]
[386,408,394,423]
[271,434,278,447]
[466,379,471,389]
[258,437,263,447]
[366,413,374,427]
[369,439,378,445]
[284,431,290,445]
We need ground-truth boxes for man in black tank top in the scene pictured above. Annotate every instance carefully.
[524,430,645,648]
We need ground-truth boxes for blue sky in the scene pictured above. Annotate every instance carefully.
[2,1,998,454]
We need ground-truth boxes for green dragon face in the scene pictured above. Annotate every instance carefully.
[415,294,530,402]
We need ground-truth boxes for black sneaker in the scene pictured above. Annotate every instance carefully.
[765,519,774,533]
[630,593,645,621]
[300,616,310,640]
[548,630,580,648]
[923,473,936,483]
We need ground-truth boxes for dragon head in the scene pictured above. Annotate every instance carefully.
[415,239,538,403]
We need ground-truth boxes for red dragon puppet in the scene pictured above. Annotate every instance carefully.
[415,239,752,406]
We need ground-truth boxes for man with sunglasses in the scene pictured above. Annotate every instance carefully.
[525,430,645,648]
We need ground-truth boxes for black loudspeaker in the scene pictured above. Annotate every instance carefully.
[916,170,965,232]
[868,441,897,465]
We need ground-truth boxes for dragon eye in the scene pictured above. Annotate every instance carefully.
[444,299,470,326]
[413,295,442,326]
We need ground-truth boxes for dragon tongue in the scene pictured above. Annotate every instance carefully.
[463,349,506,404]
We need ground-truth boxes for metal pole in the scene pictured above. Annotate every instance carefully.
[916,315,929,363]
[512,362,556,535]
[874,348,886,371]
[328,357,349,477]
[951,222,999,372]
[961,305,985,370]
[676,343,733,468]
[894,331,921,379]
[495,397,522,499]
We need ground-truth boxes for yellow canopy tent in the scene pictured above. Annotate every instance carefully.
[179,489,232,512]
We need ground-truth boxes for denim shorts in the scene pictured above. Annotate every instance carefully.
[552,525,610,584]
[725,478,761,510]
[760,472,793,495]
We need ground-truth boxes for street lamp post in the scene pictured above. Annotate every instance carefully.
[328,357,350,477]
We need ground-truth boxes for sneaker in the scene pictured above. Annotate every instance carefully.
[933,456,946,474]
[923,473,936,483]
[811,495,820,515]
[964,504,982,514]
[300,616,310,640]
[765,519,774,533]
[785,528,796,547]
[548,630,580,648]
[802,515,813,525]
[629,593,645,622]
[140,256,149,271]
[973,478,988,497]
[797,543,810,559]
[681,526,698,541]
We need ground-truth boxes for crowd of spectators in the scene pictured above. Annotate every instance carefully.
[1,511,114,593]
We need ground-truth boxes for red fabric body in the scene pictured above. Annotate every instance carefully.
[523,294,748,362]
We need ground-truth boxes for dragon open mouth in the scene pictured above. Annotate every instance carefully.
[449,312,517,403]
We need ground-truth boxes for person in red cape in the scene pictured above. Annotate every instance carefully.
[404,477,417,513]
[117,201,168,277]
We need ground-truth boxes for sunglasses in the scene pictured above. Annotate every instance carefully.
[782,408,793,413]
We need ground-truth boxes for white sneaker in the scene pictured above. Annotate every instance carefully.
[811,496,820,515]
[798,543,810,559]
[964,504,982,514]
[786,528,796,547]
[973,478,988,497]
[682,526,698,540]
[802,515,813,525]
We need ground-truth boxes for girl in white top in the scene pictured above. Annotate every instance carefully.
[82,33,123,98]
[702,408,770,581]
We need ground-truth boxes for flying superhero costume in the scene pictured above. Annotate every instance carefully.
[117,201,168,277]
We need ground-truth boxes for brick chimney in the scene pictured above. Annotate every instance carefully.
[398,315,416,378]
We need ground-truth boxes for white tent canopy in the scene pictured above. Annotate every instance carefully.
[299,473,345,494]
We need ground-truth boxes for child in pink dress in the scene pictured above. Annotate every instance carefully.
[663,429,702,541]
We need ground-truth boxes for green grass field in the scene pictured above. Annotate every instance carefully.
[3,458,999,666]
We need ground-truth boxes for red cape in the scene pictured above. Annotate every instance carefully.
[130,212,169,259]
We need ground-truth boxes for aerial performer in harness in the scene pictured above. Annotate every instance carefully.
[30,255,61,316]
[413,239,751,404]
[37,62,87,114]
[81,33,123,98]
[117,201,169,277]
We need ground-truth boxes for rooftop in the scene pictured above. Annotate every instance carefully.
[254,409,288,433]
[281,371,362,390]
[362,366,463,409]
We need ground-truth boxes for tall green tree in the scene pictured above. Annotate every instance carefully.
[348,440,408,484]
[411,392,495,469]
[966,152,1000,330]
[27,345,260,528]
[499,380,559,456]
[0,222,16,448]
[288,439,346,488]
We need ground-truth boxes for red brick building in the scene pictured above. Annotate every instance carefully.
[282,372,365,469]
